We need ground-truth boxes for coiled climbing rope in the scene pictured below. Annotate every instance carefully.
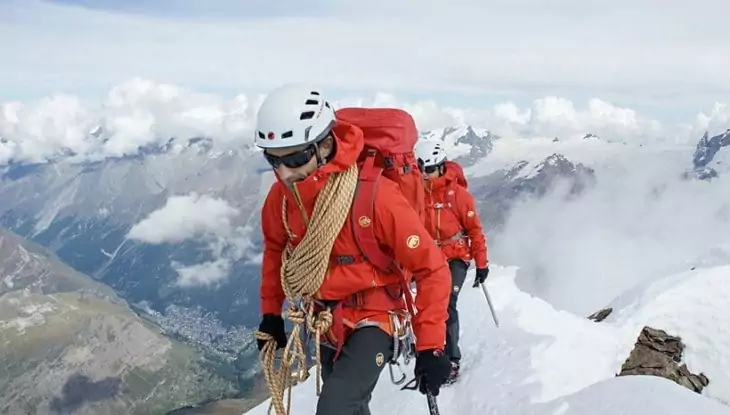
[255,163,359,415]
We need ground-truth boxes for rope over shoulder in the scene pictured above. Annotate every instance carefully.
[255,164,359,415]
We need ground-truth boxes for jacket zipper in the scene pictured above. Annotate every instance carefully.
[425,182,441,242]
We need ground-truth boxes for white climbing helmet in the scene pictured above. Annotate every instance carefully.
[254,83,336,149]
[415,140,447,168]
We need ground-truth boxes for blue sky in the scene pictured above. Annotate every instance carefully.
[1,0,729,124]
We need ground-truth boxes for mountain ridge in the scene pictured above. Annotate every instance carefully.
[0,227,249,415]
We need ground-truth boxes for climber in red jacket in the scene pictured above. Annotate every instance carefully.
[253,83,452,415]
[415,139,490,384]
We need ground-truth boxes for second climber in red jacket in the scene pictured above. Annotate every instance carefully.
[415,139,490,384]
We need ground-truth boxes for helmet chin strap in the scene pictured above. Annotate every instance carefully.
[313,135,338,168]
[314,142,325,167]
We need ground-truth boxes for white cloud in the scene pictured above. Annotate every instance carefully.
[126,192,240,243]
[126,192,251,286]
[340,93,678,143]
[494,148,730,317]
[173,258,233,287]
[2,0,730,109]
[696,103,730,137]
[0,78,730,166]
[2,78,730,166]
[0,78,264,164]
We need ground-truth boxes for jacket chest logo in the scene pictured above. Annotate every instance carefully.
[406,235,420,249]
[358,215,372,227]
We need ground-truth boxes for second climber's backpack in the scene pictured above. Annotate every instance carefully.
[444,160,467,189]
[334,107,424,315]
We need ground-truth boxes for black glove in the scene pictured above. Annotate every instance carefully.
[414,349,451,396]
[256,314,287,351]
[473,266,490,287]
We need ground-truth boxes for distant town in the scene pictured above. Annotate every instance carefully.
[141,302,254,357]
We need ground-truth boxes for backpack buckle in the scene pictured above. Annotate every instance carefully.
[336,255,356,265]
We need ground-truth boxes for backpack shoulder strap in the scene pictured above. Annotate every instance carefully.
[351,151,416,316]
[351,152,393,272]
[445,181,468,230]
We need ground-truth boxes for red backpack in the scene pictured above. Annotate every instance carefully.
[444,160,467,188]
[334,107,424,315]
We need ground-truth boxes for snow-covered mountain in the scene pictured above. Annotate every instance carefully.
[690,129,730,179]
[245,263,730,415]
[467,153,596,231]
[419,125,497,167]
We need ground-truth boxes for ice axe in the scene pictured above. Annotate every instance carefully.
[425,389,440,415]
[401,375,441,415]
[477,282,500,328]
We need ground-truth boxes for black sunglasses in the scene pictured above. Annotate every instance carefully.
[418,159,441,174]
[263,145,317,169]
[423,164,440,174]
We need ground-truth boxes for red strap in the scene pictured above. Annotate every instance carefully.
[351,152,394,272]
[351,152,417,316]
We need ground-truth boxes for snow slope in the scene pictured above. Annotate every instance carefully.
[245,265,730,415]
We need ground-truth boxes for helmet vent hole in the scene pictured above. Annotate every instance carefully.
[282,131,293,139]
[300,111,315,120]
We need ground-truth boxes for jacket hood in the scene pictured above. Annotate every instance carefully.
[321,120,364,174]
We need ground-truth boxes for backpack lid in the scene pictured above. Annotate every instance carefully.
[335,107,418,154]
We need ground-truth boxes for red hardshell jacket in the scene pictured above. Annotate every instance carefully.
[423,163,489,269]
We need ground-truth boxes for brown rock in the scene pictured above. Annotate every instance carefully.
[617,326,709,393]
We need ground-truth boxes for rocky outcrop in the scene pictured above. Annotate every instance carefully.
[685,129,730,180]
[587,307,612,322]
[617,326,709,393]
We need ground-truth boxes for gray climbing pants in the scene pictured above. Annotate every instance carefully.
[316,326,394,415]
[445,259,469,362]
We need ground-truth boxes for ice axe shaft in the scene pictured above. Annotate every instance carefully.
[400,376,440,414]
[480,283,500,327]
[426,390,440,415]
